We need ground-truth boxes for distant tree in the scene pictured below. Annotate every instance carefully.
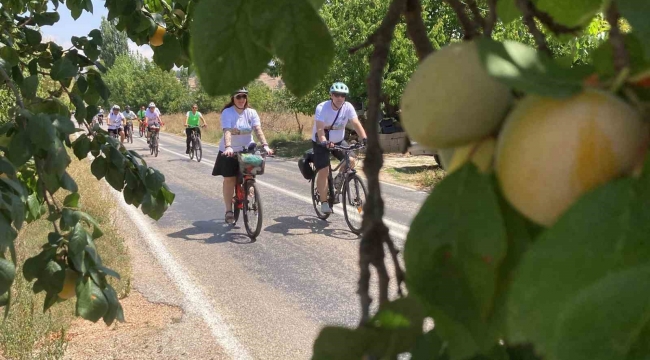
[100,16,128,68]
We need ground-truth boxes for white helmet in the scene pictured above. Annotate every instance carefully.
[330,82,349,94]
[112,104,120,110]
[148,102,156,108]
[99,109,104,114]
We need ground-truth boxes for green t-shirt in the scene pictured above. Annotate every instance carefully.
[137,110,146,119]
[186,111,201,127]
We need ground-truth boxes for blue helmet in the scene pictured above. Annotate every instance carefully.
[329,82,349,94]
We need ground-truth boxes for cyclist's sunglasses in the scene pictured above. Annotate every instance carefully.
[235,94,247,100]
[331,92,346,98]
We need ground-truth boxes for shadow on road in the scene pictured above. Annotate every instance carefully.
[265,215,359,240]
[167,219,254,244]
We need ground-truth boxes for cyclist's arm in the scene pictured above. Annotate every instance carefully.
[200,113,207,126]
[252,125,268,146]
[223,129,232,149]
[349,117,367,141]
[315,119,328,143]
[184,112,189,126]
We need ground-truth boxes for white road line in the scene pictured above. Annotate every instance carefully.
[136,138,410,240]
[110,188,253,360]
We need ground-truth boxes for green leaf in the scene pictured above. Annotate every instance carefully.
[552,265,650,360]
[253,0,334,97]
[28,59,38,76]
[0,258,16,295]
[614,1,650,59]
[28,114,56,150]
[0,158,15,177]
[40,260,65,293]
[68,224,88,272]
[24,28,43,46]
[26,194,42,222]
[64,193,80,208]
[190,0,272,96]
[0,46,19,67]
[144,168,164,192]
[160,184,175,204]
[75,276,109,322]
[507,177,650,359]
[66,0,83,20]
[34,10,61,26]
[105,164,125,191]
[404,163,507,358]
[45,138,71,176]
[60,172,78,193]
[108,146,126,168]
[88,70,110,101]
[51,58,79,81]
[43,291,58,312]
[8,193,25,230]
[535,0,604,28]
[410,330,447,360]
[7,130,32,168]
[312,326,373,360]
[102,284,124,326]
[72,134,91,160]
[476,38,585,98]
[90,156,108,180]
[153,33,181,71]
[591,34,649,79]
[23,248,55,282]
[20,75,39,100]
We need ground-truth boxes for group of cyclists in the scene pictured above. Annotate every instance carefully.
[96,82,368,226]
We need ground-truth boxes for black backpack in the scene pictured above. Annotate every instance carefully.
[298,149,315,181]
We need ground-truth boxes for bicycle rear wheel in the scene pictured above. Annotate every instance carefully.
[194,137,202,162]
[243,181,263,238]
[311,172,332,220]
[189,136,195,160]
[342,174,368,235]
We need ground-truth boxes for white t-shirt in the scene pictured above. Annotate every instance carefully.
[311,101,357,143]
[108,112,125,130]
[145,108,161,125]
[122,110,136,120]
[219,107,261,152]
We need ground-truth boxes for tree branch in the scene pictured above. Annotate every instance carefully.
[485,0,498,37]
[530,3,582,35]
[405,0,434,61]
[605,2,629,74]
[444,0,478,40]
[515,0,551,55]
[0,66,24,109]
[467,0,486,33]
[351,0,405,326]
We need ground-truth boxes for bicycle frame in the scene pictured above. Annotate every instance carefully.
[233,145,269,207]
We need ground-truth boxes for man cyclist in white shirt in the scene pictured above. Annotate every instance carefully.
[108,105,126,144]
[312,82,368,214]
[145,102,164,144]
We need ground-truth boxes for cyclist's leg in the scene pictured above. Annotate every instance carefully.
[185,127,192,153]
[312,142,331,203]
[332,141,348,173]
[119,127,125,143]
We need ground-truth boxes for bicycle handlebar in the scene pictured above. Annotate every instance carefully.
[318,142,366,151]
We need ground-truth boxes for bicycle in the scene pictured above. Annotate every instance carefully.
[149,125,160,157]
[125,121,134,143]
[230,144,272,238]
[139,120,146,137]
[311,142,368,235]
[187,125,205,162]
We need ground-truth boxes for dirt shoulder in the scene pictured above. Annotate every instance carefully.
[63,175,227,359]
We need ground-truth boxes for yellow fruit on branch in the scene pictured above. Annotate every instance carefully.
[495,89,650,227]
[440,137,496,174]
[149,26,166,47]
[400,40,513,149]
[58,269,79,300]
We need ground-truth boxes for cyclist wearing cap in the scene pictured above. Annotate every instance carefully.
[145,102,164,144]
[108,105,126,144]
[212,88,273,224]
[185,104,207,154]
[312,82,368,214]
[123,105,137,139]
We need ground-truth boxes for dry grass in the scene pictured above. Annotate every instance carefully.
[0,155,132,360]
[160,111,313,149]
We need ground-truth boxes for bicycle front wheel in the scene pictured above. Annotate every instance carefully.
[342,174,368,235]
[189,136,195,160]
[194,137,202,162]
[243,181,263,238]
[153,135,159,157]
[139,125,144,137]
[311,173,331,220]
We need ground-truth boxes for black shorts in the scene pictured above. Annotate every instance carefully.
[108,128,123,135]
[312,140,354,171]
[212,151,239,177]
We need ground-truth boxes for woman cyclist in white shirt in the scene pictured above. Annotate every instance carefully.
[212,88,273,224]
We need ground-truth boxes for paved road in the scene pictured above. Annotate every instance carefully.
[118,130,428,359]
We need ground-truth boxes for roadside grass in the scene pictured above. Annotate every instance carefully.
[384,165,446,190]
[0,155,132,359]
[161,111,312,154]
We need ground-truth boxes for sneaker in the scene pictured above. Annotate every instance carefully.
[321,202,333,214]
[225,211,235,224]
[185,148,190,154]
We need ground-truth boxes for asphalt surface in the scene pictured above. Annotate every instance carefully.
[118,129,429,359]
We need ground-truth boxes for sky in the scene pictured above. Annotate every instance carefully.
[41,0,154,60]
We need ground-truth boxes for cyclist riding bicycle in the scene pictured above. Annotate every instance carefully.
[122,105,137,137]
[211,88,274,224]
[137,105,147,134]
[145,102,163,144]
[95,109,104,126]
[107,105,126,144]
[185,104,207,154]
[312,82,368,214]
